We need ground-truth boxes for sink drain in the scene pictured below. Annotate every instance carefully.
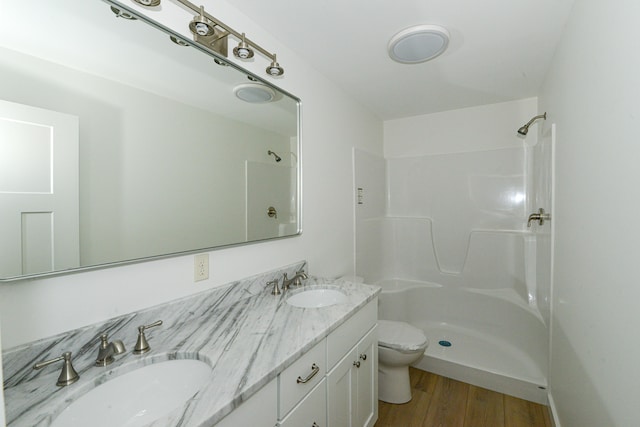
[438,340,452,347]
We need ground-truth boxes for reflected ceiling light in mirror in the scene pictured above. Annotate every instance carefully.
[189,6,216,37]
[233,33,254,59]
[234,83,276,103]
[388,24,450,64]
[110,6,137,20]
[133,0,161,6]
[169,35,189,47]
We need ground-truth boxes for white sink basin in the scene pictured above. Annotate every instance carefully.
[286,288,348,308]
[51,359,211,427]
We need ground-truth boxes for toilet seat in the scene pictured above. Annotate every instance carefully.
[378,320,428,353]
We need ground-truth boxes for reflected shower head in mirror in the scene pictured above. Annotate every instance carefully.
[517,112,547,136]
[268,150,282,162]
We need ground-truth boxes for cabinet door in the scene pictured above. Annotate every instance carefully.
[279,379,326,427]
[327,347,357,427]
[355,326,378,427]
[215,378,277,426]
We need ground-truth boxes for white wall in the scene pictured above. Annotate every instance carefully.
[384,98,538,157]
[539,1,640,425]
[0,0,382,350]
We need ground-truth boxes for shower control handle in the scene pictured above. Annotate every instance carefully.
[527,208,551,227]
[267,206,278,219]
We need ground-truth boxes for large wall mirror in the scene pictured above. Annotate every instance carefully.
[0,0,301,281]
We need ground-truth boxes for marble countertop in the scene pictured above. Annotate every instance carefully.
[3,268,380,427]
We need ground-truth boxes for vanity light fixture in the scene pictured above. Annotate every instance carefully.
[132,0,161,6]
[266,54,284,77]
[388,24,450,64]
[177,0,285,78]
[233,33,255,59]
[189,5,216,37]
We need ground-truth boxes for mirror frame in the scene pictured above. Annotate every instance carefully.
[0,0,302,281]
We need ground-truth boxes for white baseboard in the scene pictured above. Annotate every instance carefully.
[547,392,561,427]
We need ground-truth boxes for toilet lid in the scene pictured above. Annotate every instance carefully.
[378,320,428,353]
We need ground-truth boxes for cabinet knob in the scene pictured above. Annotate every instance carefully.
[353,360,361,368]
[359,353,367,361]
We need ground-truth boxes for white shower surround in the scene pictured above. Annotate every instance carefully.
[377,278,547,403]
[355,102,551,404]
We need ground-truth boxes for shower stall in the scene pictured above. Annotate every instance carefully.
[354,111,553,403]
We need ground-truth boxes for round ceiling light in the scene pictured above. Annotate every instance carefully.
[233,83,276,104]
[388,24,450,64]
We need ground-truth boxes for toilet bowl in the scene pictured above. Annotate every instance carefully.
[377,320,428,404]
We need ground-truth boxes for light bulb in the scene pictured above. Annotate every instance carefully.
[237,48,250,59]
[195,22,209,36]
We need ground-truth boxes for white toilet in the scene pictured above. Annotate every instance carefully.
[377,320,429,404]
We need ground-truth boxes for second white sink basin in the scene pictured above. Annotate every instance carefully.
[287,288,348,308]
[51,359,211,427]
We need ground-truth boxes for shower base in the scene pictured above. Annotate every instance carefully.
[412,321,548,404]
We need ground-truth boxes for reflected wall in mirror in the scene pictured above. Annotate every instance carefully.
[0,0,301,280]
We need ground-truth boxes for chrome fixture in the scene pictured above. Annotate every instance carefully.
[267,206,278,219]
[282,270,308,292]
[177,0,284,77]
[110,6,137,20]
[133,320,163,354]
[388,24,450,64]
[132,0,161,6]
[233,33,254,59]
[189,5,216,37]
[296,363,320,383]
[527,208,551,227]
[266,54,284,77]
[268,150,282,162]
[518,113,547,136]
[33,351,80,387]
[95,334,126,366]
[266,279,281,295]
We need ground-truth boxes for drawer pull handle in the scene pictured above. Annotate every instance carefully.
[353,361,361,368]
[297,363,320,384]
[359,353,367,361]
[312,423,320,427]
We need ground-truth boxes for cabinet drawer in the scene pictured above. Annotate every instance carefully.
[327,299,377,369]
[279,338,326,417]
[279,378,326,427]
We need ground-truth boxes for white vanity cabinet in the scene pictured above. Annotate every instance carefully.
[215,298,378,427]
[327,302,378,427]
[214,378,278,427]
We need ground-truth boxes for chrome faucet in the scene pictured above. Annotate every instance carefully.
[133,320,163,354]
[282,269,308,292]
[95,333,126,366]
[33,351,80,387]
[527,208,551,227]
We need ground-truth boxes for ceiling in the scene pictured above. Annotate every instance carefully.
[229,0,576,120]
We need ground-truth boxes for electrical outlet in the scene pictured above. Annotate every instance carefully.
[194,254,209,282]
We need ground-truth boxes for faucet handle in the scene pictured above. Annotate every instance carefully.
[133,320,163,354]
[266,279,281,295]
[33,351,80,387]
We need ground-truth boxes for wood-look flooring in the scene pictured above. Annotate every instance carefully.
[375,367,553,427]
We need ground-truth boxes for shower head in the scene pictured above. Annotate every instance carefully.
[268,150,282,162]
[517,112,547,136]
